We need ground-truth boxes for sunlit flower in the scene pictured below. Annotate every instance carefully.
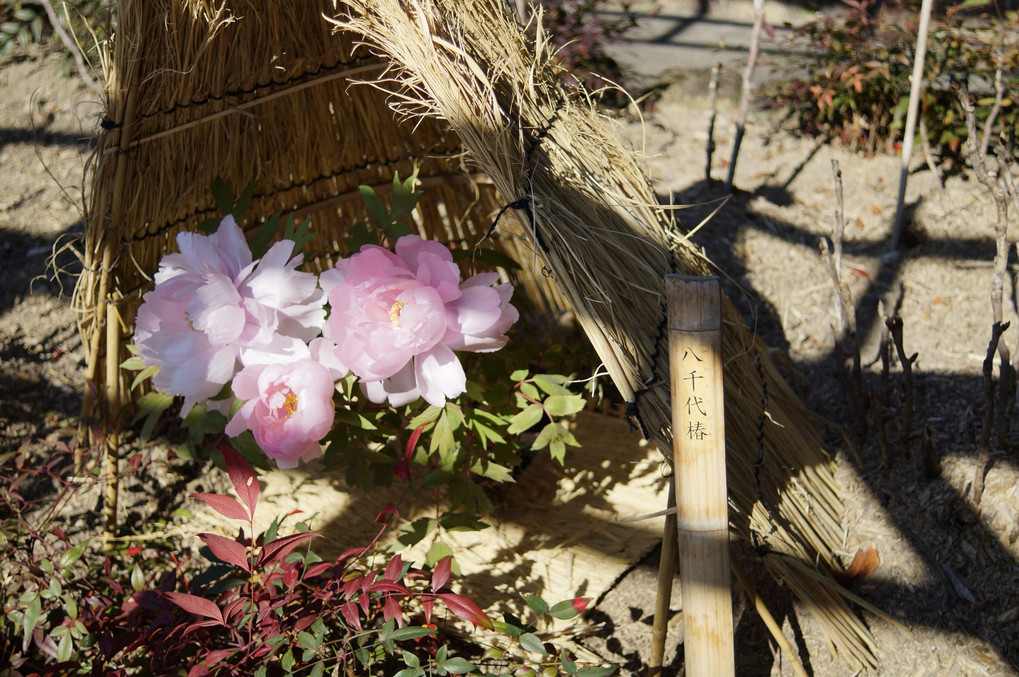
[225,359,335,469]
[133,216,326,415]
[317,235,516,407]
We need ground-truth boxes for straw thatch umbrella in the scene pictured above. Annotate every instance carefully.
[74,0,880,668]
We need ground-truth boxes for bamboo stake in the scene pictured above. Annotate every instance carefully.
[890,0,934,250]
[647,479,678,677]
[102,299,121,550]
[666,275,734,677]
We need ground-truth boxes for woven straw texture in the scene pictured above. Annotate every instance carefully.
[74,0,879,668]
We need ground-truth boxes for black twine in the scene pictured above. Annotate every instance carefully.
[750,349,779,555]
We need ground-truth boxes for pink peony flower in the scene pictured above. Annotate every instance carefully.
[133,216,326,415]
[318,235,517,407]
[225,359,335,469]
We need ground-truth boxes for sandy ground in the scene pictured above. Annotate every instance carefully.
[4,3,1019,674]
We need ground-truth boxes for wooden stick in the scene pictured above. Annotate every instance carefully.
[647,479,678,677]
[666,275,734,677]
[730,557,809,677]
[890,0,934,250]
[102,300,121,550]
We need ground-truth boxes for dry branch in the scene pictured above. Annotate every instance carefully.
[725,0,764,192]
[705,62,721,185]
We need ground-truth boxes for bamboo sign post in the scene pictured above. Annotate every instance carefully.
[666,275,735,676]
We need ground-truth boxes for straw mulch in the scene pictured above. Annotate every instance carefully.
[74,0,880,668]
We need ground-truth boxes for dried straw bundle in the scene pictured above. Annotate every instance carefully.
[335,0,879,667]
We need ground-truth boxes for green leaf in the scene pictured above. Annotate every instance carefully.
[309,663,325,677]
[212,177,236,218]
[531,422,556,451]
[360,185,391,231]
[510,369,529,381]
[519,632,548,655]
[576,668,617,676]
[543,395,585,417]
[507,404,544,435]
[519,382,542,401]
[408,406,442,428]
[281,648,295,671]
[426,541,455,569]
[532,374,573,396]
[550,440,566,464]
[444,403,466,431]
[391,627,437,642]
[393,669,425,677]
[297,630,318,651]
[440,657,477,674]
[429,411,454,455]
[59,542,88,570]
[469,459,514,483]
[22,595,41,647]
[56,630,73,662]
[439,512,490,532]
[522,594,549,616]
[393,517,436,550]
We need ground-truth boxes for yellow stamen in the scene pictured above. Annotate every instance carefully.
[389,300,406,328]
[284,392,299,417]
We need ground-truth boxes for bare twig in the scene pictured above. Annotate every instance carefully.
[976,321,1008,504]
[921,425,940,480]
[38,0,100,95]
[821,160,867,440]
[980,62,1005,159]
[705,62,721,185]
[960,83,1015,457]
[725,0,765,193]
[886,316,916,462]
[918,115,944,191]
[875,307,892,474]
[890,0,935,250]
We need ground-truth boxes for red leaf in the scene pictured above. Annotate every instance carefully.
[295,615,316,633]
[422,595,435,626]
[376,502,399,525]
[438,592,492,629]
[187,665,209,677]
[573,597,590,612]
[368,581,411,596]
[198,533,251,572]
[164,592,224,625]
[306,562,333,578]
[383,596,405,627]
[256,532,320,568]
[203,649,235,667]
[337,547,366,563]
[193,493,250,522]
[385,554,404,582]
[341,601,362,630]
[219,444,259,517]
[431,556,451,591]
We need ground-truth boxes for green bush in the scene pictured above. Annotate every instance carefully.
[770,0,1019,165]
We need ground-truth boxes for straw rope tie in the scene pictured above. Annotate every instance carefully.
[751,350,779,555]
[134,54,361,122]
[129,147,469,244]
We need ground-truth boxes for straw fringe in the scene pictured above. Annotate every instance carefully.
[73,0,879,668]
[333,0,877,668]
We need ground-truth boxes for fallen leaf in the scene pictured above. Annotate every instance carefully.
[855,217,865,229]
[835,547,879,585]
[870,203,881,215]
[933,297,948,306]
